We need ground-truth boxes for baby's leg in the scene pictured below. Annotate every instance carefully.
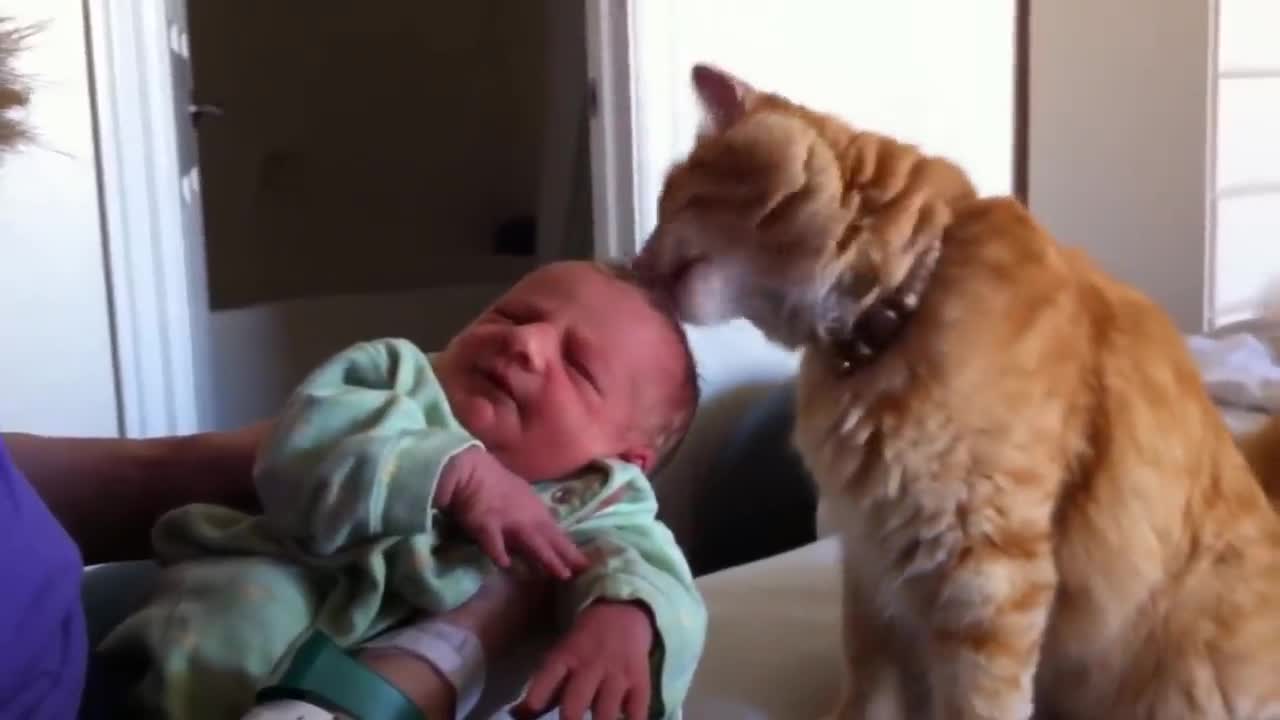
[246,568,549,720]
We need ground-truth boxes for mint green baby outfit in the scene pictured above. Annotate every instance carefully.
[99,338,706,720]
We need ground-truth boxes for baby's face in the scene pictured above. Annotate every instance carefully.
[433,261,686,481]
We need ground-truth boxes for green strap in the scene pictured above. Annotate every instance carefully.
[255,630,426,720]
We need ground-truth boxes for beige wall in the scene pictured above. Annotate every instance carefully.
[1028,0,1212,331]
[0,1,119,436]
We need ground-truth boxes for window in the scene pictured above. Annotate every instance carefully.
[1212,0,1280,326]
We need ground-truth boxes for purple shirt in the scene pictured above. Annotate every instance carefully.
[0,439,86,718]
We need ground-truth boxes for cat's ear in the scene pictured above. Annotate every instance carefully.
[692,63,756,130]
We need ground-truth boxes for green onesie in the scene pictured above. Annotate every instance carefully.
[99,338,706,720]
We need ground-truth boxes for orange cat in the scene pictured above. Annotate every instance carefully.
[636,65,1280,720]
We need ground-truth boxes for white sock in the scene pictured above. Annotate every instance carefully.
[361,620,487,720]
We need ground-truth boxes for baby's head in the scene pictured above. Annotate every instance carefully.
[434,260,698,481]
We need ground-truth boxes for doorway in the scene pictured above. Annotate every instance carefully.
[186,1,594,428]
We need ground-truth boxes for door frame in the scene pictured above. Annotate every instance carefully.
[584,0,638,259]
[86,0,202,436]
[93,0,631,435]
[89,0,1030,434]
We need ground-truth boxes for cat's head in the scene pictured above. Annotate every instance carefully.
[634,64,973,350]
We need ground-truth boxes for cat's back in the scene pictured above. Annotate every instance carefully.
[940,196,1280,719]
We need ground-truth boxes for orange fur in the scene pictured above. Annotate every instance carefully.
[637,65,1280,720]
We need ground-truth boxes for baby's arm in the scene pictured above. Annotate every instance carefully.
[252,338,477,553]
[253,337,587,578]
[520,472,708,720]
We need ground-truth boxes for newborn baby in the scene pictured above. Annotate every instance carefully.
[100,261,706,720]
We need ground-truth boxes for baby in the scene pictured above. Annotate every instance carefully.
[99,260,706,720]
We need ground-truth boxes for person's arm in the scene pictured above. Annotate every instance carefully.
[2,420,271,565]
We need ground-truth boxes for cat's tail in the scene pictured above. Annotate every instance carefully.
[1229,282,1280,505]
[1238,415,1280,506]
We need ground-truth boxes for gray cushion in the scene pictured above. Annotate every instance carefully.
[686,382,817,576]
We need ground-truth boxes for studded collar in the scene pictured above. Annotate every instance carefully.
[824,245,940,373]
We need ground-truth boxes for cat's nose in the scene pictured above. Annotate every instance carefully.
[632,235,663,274]
[628,249,655,278]
[634,225,693,282]
[630,237,674,289]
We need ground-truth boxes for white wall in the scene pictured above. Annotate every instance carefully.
[0,1,119,437]
[625,0,1016,539]
[1028,0,1212,331]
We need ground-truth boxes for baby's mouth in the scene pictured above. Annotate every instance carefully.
[474,365,517,404]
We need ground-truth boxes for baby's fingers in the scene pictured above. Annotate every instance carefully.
[549,528,590,572]
[559,666,603,720]
[521,532,572,580]
[626,665,651,720]
[592,674,627,720]
[516,658,569,718]
[519,523,587,579]
[474,523,511,568]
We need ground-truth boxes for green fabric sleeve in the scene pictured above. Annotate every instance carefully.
[558,463,708,720]
[253,338,480,555]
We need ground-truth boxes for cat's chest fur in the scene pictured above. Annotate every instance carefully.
[792,348,972,620]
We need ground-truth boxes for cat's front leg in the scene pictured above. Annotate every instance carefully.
[829,566,908,720]
[926,546,1056,720]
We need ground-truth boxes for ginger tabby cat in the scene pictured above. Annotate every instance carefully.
[636,65,1280,720]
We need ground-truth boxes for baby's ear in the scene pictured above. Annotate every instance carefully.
[692,63,756,131]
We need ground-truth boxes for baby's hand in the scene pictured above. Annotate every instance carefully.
[436,447,588,580]
[516,601,655,720]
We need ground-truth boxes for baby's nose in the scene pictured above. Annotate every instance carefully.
[508,322,557,372]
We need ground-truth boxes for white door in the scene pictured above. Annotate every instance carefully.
[165,0,217,432]
[86,0,205,437]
